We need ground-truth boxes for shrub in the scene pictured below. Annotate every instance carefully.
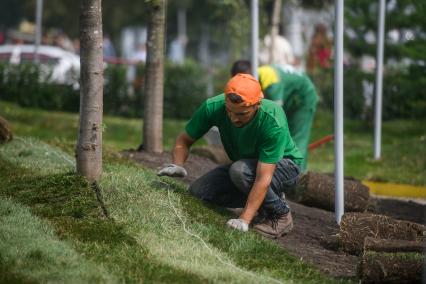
[310,67,369,119]
[0,63,79,112]
[0,61,209,120]
[163,60,208,119]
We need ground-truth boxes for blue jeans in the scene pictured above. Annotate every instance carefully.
[188,158,301,216]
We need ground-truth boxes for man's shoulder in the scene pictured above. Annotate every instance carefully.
[206,93,225,104]
[259,99,287,127]
[203,94,225,110]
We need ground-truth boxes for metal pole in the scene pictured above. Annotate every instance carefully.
[374,0,386,160]
[334,0,344,224]
[34,0,43,63]
[251,0,259,79]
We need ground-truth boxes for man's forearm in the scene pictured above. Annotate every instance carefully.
[172,143,189,166]
[239,181,269,224]
[172,133,194,166]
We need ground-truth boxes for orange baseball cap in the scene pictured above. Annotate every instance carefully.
[224,73,264,106]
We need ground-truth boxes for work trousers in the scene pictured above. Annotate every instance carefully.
[188,158,301,216]
[286,103,317,172]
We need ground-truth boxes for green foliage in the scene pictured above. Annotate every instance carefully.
[103,64,140,117]
[0,63,79,112]
[164,60,208,119]
[382,65,426,119]
[0,61,209,119]
[310,68,372,120]
[344,0,426,119]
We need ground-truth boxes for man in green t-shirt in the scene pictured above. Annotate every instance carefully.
[231,60,318,171]
[158,73,302,238]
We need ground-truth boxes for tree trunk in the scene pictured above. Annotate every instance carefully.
[339,212,425,255]
[142,0,166,153]
[0,116,13,144]
[76,0,103,182]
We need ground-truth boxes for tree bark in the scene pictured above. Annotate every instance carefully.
[142,0,166,153]
[76,0,103,182]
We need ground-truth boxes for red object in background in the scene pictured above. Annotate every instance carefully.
[317,48,331,68]
[308,135,334,151]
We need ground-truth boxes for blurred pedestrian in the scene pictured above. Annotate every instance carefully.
[306,23,332,73]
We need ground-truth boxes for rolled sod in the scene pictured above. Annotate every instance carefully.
[358,240,424,283]
[339,212,425,255]
[0,116,13,144]
[289,171,370,212]
[363,237,425,253]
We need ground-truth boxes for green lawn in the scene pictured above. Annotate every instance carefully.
[0,136,345,284]
[2,101,425,185]
[309,111,426,185]
[2,101,423,283]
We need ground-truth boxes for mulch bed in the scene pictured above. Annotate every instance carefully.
[122,149,426,279]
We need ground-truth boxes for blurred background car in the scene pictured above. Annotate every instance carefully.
[0,44,80,88]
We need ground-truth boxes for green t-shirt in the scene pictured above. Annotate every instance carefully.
[185,94,303,165]
[258,64,318,111]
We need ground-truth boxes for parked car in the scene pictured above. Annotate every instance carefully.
[0,44,80,88]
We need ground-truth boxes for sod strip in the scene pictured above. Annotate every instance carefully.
[0,197,115,284]
[1,137,341,284]
[101,164,337,284]
[0,137,74,175]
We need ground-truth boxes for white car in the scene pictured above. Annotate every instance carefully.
[0,44,80,87]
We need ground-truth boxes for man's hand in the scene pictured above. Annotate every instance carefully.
[157,164,187,177]
[226,218,249,232]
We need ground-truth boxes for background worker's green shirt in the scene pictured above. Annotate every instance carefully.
[258,64,318,110]
[185,94,303,165]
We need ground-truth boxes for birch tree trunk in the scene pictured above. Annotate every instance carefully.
[76,0,103,182]
[142,0,166,153]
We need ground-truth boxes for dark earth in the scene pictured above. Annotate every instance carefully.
[123,149,425,279]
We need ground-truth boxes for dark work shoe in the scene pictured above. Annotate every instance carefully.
[253,211,293,238]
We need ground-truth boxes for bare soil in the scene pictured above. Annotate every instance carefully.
[122,149,426,279]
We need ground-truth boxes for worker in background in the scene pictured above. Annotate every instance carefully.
[158,74,302,238]
[231,60,318,171]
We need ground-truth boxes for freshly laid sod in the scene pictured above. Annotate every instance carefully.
[0,198,114,284]
[1,101,425,185]
[0,138,345,284]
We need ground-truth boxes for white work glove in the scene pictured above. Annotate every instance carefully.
[157,164,187,177]
[226,218,249,232]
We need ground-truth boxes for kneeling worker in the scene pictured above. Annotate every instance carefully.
[158,74,303,238]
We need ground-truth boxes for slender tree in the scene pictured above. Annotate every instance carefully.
[76,0,103,182]
[142,0,166,153]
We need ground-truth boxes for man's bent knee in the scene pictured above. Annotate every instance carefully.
[229,160,255,191]
[188,180,205,199]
